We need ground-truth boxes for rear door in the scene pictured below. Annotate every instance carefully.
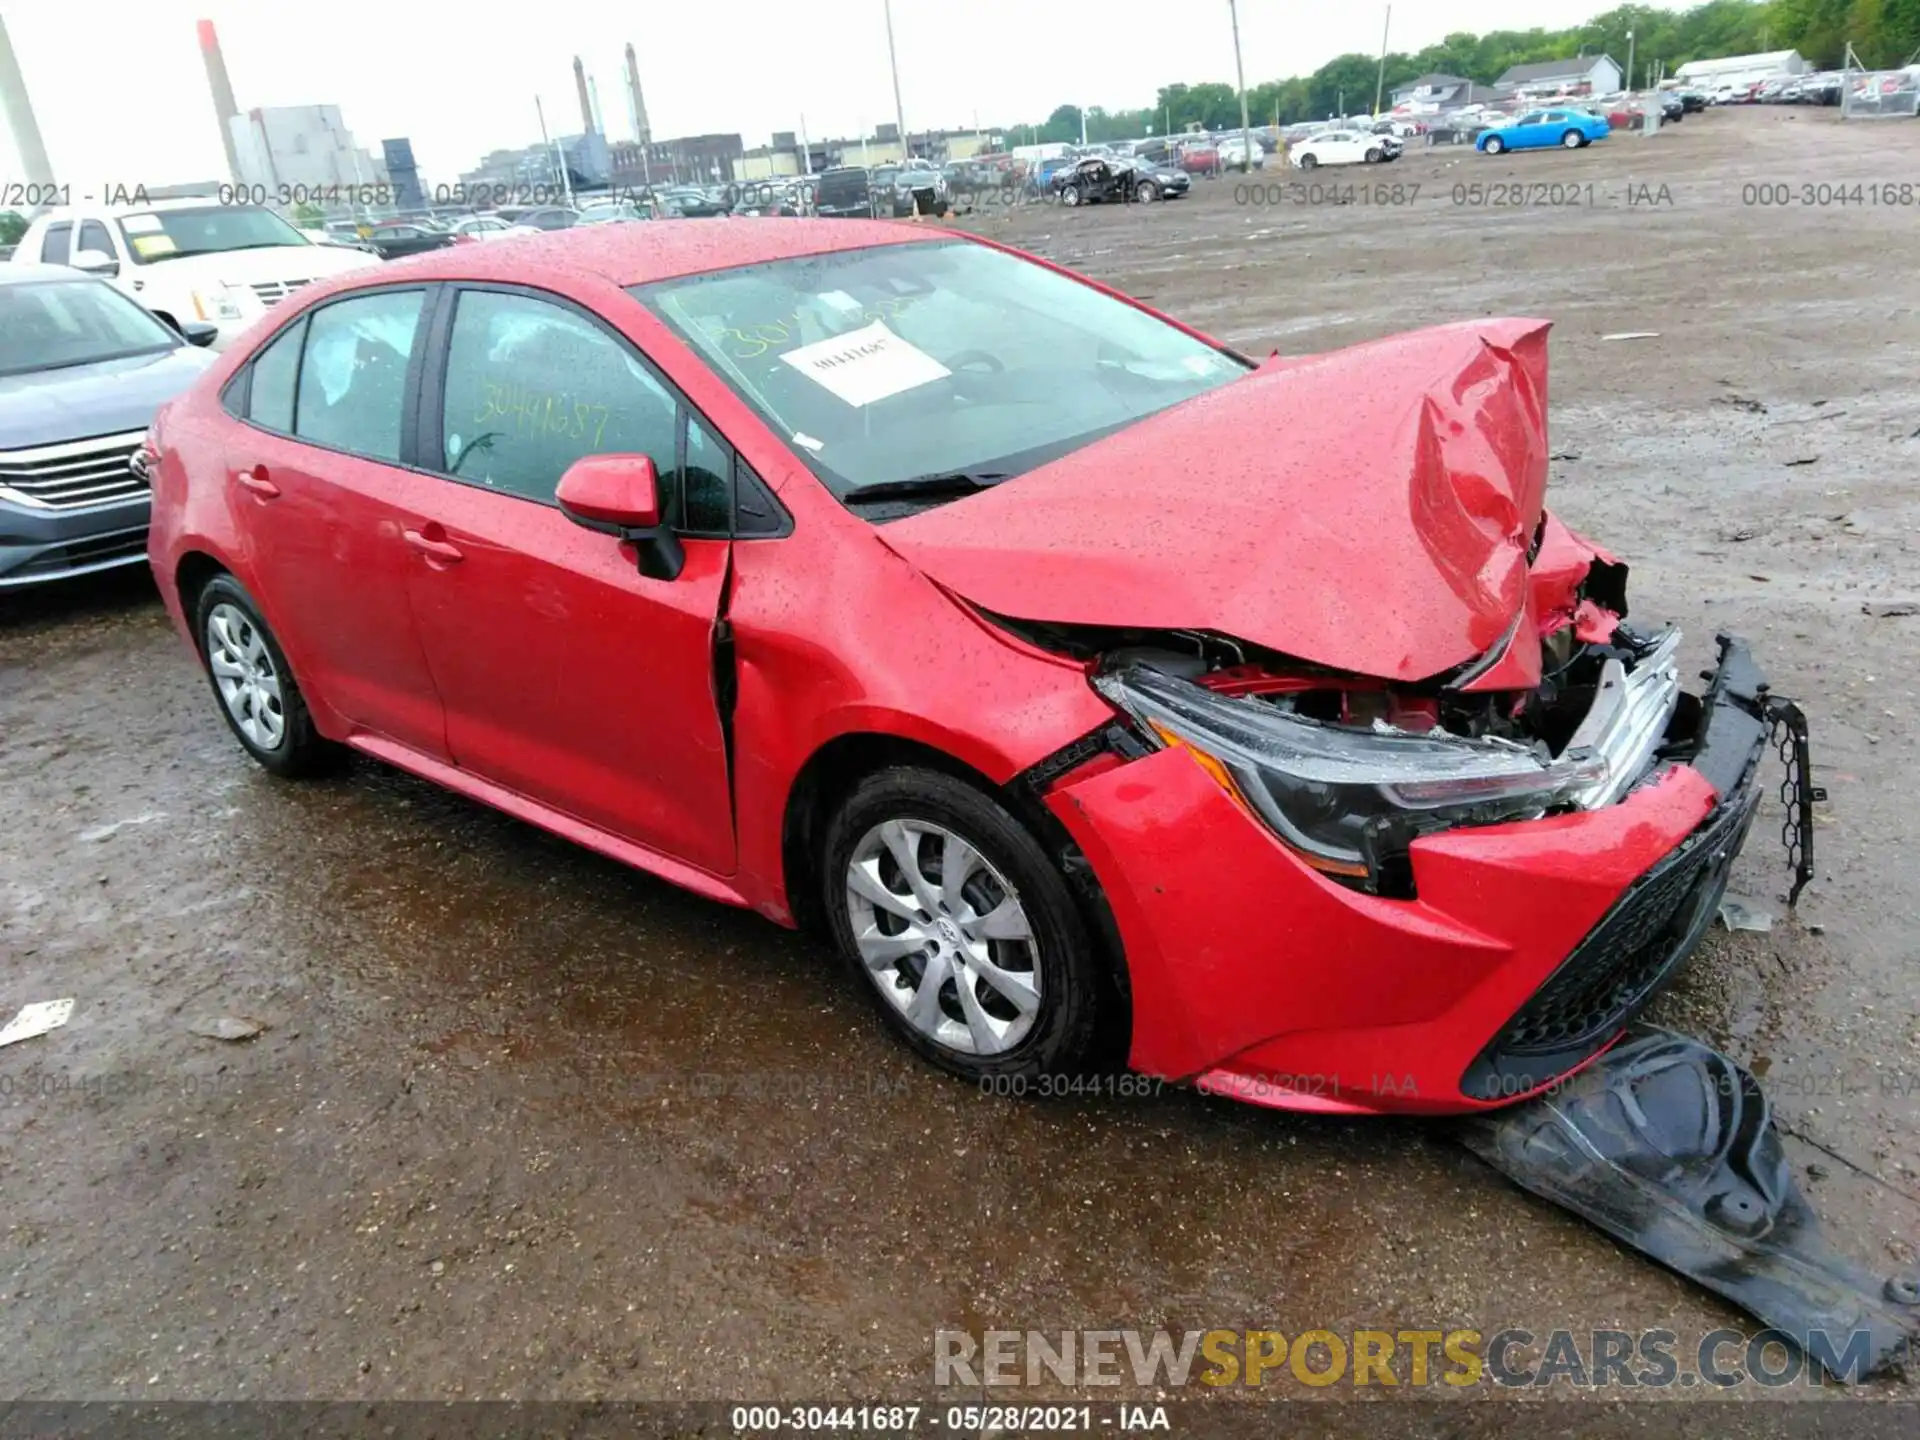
[223,286,451,757]
[398,283,737,874]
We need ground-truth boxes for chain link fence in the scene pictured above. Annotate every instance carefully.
[1841,68,1920,118]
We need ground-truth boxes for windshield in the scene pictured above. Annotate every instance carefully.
[0,277,179,376]
[635,238,1249,507]
[118,205,311,264]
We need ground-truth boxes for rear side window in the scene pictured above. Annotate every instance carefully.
[295,290,425,463]
[436,289,677,504]
[248,317,307,433]
[40,222,72,266]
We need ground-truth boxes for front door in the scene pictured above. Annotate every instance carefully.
[400,285,737,876]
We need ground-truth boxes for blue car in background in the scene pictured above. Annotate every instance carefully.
[1477,107,1612,154]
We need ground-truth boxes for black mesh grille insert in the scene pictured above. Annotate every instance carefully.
[1462,791,1759,1102]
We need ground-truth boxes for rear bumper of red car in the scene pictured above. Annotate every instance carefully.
[1044,643,1781,1117]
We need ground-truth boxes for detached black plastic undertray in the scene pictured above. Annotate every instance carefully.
[1461,1025,1919,1382]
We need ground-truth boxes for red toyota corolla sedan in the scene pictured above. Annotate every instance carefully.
[145,220,1813,1114]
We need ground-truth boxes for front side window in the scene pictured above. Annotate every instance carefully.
[0,277,180,377]
[76,220,116,262]
[436,290,678,505]
[294,290,425,463]
[117,205,310,265]
[636,239,1248,512]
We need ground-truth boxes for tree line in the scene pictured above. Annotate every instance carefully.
[1010,0,1920,142]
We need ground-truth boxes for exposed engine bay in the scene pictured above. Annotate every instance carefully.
[995,593,1700,899]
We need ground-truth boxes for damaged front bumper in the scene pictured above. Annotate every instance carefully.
[1046,633,1821,1115]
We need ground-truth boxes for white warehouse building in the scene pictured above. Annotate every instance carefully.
[1674,50,1810,90]
[230,104,388,195]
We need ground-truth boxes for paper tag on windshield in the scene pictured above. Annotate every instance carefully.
[778,321,949,408]
[131,234,178,258]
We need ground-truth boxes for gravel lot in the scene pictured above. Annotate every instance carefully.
[2,106,1916,1410]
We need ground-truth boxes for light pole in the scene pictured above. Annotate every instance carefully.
[1374,5,1392,118]
[1227,0,1253,173]
[1626,29,1636,92]
[883,0,908,161]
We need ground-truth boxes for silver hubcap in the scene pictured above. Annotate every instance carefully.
[206,602,285,750]
[845,819,1041,1055]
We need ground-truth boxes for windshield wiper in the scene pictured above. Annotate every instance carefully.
[841,471,1011,505]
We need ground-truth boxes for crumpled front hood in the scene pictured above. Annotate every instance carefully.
[885,317,1553,682]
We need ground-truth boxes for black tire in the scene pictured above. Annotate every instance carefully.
[1298,153,1319,170]
[1484,135,1506,155]
[192,574,338,778]
[1562,130,1584,148]
[1365,147,1383,162]
[821,766,1113,1082]
[1135,180,1159,202]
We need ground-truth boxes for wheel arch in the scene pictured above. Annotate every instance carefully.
[174,549,232,642]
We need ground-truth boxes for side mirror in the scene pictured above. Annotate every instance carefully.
[180,320,219,348]
[556,454,684,581]
[72,248,120,277]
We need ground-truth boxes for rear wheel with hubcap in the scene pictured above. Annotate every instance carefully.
[1562,130,1585,148]
[194,575,337,778]
[823,767,1110,1080]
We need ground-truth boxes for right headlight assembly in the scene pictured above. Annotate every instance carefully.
[1094,664,1611,886]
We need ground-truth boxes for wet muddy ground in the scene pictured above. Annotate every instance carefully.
[2,108,1916,1407]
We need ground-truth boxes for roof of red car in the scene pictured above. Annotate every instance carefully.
[376,218,943,289]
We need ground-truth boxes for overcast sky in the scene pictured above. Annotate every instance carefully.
[4,1,1630,188]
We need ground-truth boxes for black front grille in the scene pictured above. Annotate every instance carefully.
[8,527,150,584]
[1462,791,1759,1102]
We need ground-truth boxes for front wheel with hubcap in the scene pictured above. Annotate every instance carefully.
[194,575,336,778]
[1135,180,1158,202]
[823,766,1111,1080]
[1484,135,1506,154]
[1060,185,1082,206]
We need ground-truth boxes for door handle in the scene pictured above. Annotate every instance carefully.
[236,465,280,498]
[403,529,464,565]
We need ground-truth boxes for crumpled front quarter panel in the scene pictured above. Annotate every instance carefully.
[726,512,1115,923]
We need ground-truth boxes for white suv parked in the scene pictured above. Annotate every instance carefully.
[12,199,379,350]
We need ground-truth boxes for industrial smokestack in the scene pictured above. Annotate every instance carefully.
[0,12,56,189]
[573,56,593,135]
[588,76,604,135]
[624,41,651,145]
[197,18,244,184]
